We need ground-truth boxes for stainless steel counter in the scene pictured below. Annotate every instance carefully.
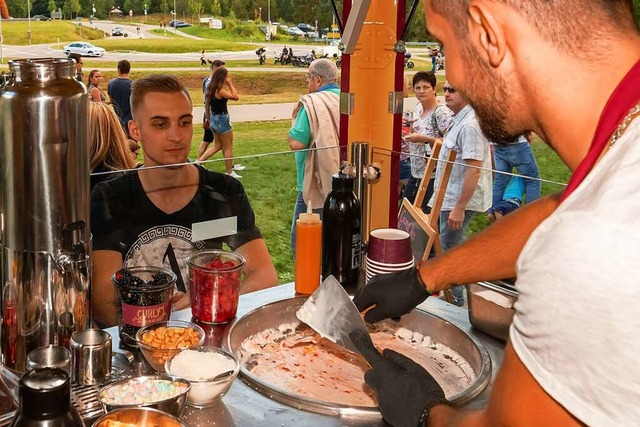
[106,284,506,426]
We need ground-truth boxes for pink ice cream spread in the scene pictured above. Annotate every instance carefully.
[239,321,476,406]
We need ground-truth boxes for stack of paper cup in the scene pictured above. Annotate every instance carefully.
[365,228,413,284]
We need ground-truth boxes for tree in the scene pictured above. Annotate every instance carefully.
[276,0,292,22]
[47,0,56,15]
[634,0,640,30]
[5,0,27,17]
[159,0,168,16]
[211,0,220,16]
[186,0,201,22]
[62,0,80,18]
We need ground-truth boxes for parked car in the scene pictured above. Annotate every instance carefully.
[111,27,124,36]
[287,27,305,36]
[297,23,317,38]
[169,20,192,28]
[62,42,105,57]
[32,14,51,21]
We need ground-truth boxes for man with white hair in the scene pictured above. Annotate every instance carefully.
[288,58,340,257]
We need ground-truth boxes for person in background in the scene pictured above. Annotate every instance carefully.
[492,133,541,207]
[398,75,413,200]
[288,58,340,258]
[91,74,278,327]
[88,102,135,190]
[430,46,439,73]
[107,60,133,135]
[403,71,452,213]
[352,1,640,426]
[87,69,106,103]
[198,59,244,176]
[200,67,242,178]
[427,81,492,306]
[486,175,524,222]
[68,53,84,83]
[200,50,207,68]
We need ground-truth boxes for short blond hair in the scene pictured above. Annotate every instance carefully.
[89,103,136,171]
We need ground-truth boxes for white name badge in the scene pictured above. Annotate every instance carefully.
[191,217,238,241]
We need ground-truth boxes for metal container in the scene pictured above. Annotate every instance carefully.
[0,58,90,371]
[467,281,518,342]
[225,297,491,417]
[92,407,186,427]
[97,376,190,418]
[26,345,71,373]
[70,329,112,385]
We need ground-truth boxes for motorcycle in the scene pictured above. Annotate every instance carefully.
[404,52,415,69]
[256,48,267,65]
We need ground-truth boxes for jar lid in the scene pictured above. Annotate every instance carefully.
[20,368,71,419]
[331,173,355,191]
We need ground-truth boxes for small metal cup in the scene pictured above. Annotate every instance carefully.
[70,329,112,385]
[26,345,71,373]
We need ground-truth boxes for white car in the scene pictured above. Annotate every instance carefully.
[287,27,305,37]
[63,42,106,57]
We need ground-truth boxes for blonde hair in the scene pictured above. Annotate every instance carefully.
[89,103,136,171]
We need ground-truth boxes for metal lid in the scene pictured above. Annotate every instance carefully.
[8,58,76,82]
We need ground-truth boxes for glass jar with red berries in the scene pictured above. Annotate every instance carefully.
[186,250,246,324]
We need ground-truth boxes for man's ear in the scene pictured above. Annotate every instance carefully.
[128,119,141,142]
[468,2,507,68]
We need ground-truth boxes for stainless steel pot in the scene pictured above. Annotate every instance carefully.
[0,58,90,371]
[467,281,518,342]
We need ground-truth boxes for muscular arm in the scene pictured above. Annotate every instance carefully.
[289,136,306,151]
[421,192,562,291]
[91,249,124,327]
[235,238,278,293]
[428,342,582,427]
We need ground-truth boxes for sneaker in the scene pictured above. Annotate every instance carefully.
[226,171,242,179]
[233,164,246,171]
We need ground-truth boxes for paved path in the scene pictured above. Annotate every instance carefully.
[198,97,421,124]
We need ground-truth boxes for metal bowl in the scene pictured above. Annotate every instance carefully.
[92,407,185,427]
[224,296,491,417]
[466,281,518,342]
[97,375,190,418]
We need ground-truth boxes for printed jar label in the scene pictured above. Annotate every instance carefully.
[351,233,361,269]
[122,301,171,327]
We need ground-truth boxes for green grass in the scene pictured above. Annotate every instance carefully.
[95,38,255,53]
[188,120,297,283]
[0,21,105,44]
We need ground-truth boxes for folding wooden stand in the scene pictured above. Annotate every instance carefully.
[398,141,456,301]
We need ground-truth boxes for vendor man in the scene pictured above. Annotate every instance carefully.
[91,74,278,327]
[352,1,640,426]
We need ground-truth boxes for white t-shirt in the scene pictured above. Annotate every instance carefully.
[511,117,640,426]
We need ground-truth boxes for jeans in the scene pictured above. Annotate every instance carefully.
[291,191,324,259]
[210,113,232,135]
[493,142,540,207]
[403,176,433,214]
[439,209,477,306]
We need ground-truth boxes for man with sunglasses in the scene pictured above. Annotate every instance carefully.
[352,1,640,426]
[426,81,492,306]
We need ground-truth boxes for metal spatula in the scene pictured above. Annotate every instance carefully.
[296,275,373,354]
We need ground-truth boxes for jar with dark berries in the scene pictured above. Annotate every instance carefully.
[112,267,176,346]
[186,250,245,324]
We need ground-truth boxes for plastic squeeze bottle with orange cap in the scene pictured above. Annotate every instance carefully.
[294,201,322,295]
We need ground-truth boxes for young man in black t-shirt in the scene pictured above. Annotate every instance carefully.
[91,74,278,327]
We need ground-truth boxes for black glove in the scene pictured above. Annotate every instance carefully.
[350,330,447,427]
[354,267,429,323]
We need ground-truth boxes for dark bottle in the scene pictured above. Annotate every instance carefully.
[322,174,361,291]
[11,368,85,427]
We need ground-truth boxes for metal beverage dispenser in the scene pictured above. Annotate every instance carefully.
[0,58,91,371]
